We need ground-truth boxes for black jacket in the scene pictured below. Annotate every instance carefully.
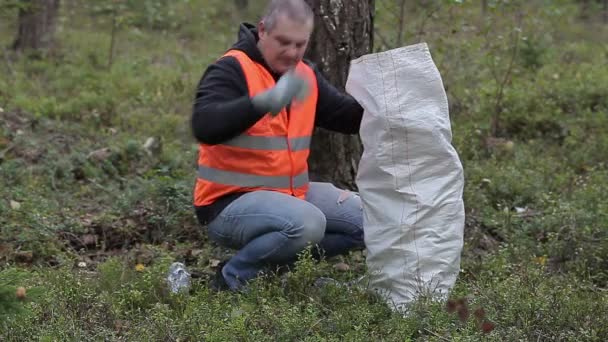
[192,23,363,225]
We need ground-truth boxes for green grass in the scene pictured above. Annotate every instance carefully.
[1,0,608,340]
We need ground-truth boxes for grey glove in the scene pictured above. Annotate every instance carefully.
[251,70,310,116]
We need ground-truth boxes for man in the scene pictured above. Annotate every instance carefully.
[191,0,364,291]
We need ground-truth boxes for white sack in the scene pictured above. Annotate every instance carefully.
[346,43,465,311]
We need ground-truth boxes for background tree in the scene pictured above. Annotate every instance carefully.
[578,0,608,22]
[304,0,374,189]
[12,0,60,52]
[234,0,248,10]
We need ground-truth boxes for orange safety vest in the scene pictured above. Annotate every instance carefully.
[194,50,318,206]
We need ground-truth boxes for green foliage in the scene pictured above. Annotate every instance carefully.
[86,0,192,30]
[2,251,606,340]
[0,0,29,16]
[462,251,608,340]
[0,268,28,318]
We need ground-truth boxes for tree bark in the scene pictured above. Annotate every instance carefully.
[579,0,590,20]
[13,0,60,52]
[304,0,374,190]
[234,0,248,10]
[396,0,406,46]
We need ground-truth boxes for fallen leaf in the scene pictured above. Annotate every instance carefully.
[474,307,486,322]
[209,259,221,268]
[446,299,457,313]
[82,234,98,246]
[334,262,350,272]
[135,263,145,272]
[458,306,470,322]
[481,321,496,333]
[534,256,547,266]
[143,137,161,156]
[0,136,10,147]
[457,297,467,307]
[10,200,21,210]
[77,261,87,268]
[15,251,33,263]
[453,297,469,322]
[114,320,130,333]
[135,247,156,264]
[87,148,112,162]
[15,287,26,300]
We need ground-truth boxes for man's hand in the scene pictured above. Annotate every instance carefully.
[251,70,310,116]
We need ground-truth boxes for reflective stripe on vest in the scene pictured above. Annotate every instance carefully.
[222,135,311,151]
[198,166,309,188]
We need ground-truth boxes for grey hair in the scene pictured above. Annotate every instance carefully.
[261,0,314,32]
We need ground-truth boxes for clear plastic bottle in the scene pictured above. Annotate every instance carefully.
[167,262,191,294]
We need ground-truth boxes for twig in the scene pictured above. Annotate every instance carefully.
[424,328,450,341]
[58,230,87,249]
[374,28,392,50]
[396,0,407,47]
[490,10,523,136]
[416,3,441,43]
[89,179,113,193]
[0,143,17,161]
[2,47,16,77]
[108,12,117,70]
[305,318,325,336]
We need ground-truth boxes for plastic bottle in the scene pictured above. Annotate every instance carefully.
[167,262,191,294]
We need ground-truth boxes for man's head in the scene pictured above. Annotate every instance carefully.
[257,0,314,74]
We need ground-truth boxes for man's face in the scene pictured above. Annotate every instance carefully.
[258,14,313,74]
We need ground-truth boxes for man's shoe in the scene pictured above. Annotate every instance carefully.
[209,260,230,292]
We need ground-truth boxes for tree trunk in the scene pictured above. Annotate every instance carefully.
[396,0,406,46]
[234,0,248,10]
[13,0,60,52]
[579,0,590,20]
[232,0,248,23]
[304,0,374,190]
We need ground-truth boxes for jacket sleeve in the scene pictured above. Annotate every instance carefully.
[191,56,267,145]
[311,64,364,134]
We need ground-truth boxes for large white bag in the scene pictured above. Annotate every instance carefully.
[346,43,465,312]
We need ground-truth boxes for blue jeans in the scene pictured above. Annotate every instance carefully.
[206,182,365,290]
